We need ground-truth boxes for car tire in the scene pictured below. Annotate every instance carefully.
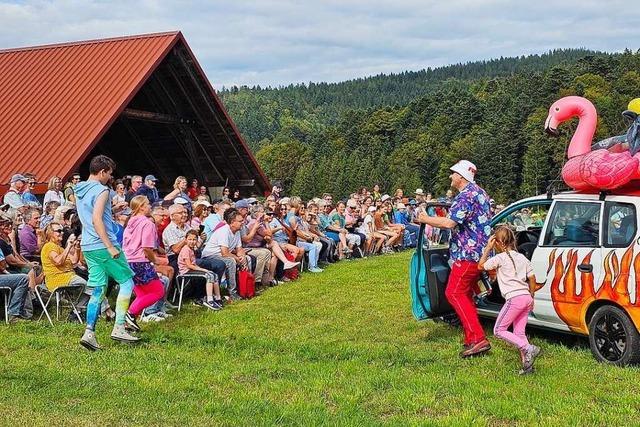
[588,305,640,366]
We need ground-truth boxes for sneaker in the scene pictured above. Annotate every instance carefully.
[8,315,27,324]
[229,292,242,301]
[283,260,300,270]
[191,298,204,306]
[164,301,178,310]
[155,311,173,318]
[125,312,141,332]
[80,328,101,351]
[309,267,324,273]
[203,300,222,311]
[281,277,291,282]
[523,345,541,370]
[460,339,491,358]
[519,366,535,375]
[110,325,140,343]
[141,313,166,323]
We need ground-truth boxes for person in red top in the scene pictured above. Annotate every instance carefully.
[187,179,199,201]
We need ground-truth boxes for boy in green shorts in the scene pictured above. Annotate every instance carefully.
[76,155,139,350]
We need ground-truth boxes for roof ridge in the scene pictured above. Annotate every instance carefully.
[0,31,181,54]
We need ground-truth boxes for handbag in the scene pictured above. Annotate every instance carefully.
[237,269,255,299]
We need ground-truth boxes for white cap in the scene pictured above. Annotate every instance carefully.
[396,202,406,209]
[193,200,212,208]
[174,197,189,205]
[346,200,357,208]
[381,194,391,202]
[368,206,376,212]
[450,160,477,183]
[415,188,424,195]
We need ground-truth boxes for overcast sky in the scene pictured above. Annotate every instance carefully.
[1,0,639,88]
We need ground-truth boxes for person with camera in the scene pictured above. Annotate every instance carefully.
[239,202,273,286]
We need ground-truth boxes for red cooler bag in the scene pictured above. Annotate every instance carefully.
[238,269,255,299]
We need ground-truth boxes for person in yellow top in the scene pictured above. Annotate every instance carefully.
[41,222,113,321]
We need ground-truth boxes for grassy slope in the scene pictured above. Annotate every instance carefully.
[1,252,639,426]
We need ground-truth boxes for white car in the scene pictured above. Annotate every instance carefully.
[410,190,640,365]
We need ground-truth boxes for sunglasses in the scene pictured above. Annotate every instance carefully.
[52,228,63,233]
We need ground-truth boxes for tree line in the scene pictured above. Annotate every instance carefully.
[220,49,640,203]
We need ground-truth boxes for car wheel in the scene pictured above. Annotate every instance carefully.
[588,305,640,365]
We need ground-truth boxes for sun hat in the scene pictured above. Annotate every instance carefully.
[381,194,391,202]
[450,160,477,183]
[368,206,377,212]
[415,188,425,196]
[193,200,212,208]
[396,202,406,209]
[174,197,189,205]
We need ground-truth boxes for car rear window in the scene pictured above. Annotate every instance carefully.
[543,201,600,247]
[604,202,637,247]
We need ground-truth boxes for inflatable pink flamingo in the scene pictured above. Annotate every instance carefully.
[545,96,639,191]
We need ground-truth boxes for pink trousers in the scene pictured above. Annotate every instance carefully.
[129,278,165,316]
[493,294,533,350]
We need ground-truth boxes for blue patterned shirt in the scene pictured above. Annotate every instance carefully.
[447,182,492,262]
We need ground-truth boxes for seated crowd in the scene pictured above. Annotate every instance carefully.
[0,171,463,325]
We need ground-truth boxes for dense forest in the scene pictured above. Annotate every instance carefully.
[219,49,640,203]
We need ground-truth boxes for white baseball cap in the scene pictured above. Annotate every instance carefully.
[381,194,391,202]
[450,160,477,183]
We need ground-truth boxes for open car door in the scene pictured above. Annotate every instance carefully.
[410,222,454,320]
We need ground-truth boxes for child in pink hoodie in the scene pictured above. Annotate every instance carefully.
[122,196,165,331]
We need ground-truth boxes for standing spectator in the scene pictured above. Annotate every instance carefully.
[21,174,41,208]
[187,179,199,200]
[231,189,240,202]
[4,174,27,215]
[19,208,44,258]
[414,189,425,203]
[63,173,81,205]
[164,176,192,214]
[417,160,492,358]
[44,176,65,205]
[136,175,160,204]
[126,175,143,202]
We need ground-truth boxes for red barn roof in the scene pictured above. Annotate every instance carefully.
[0,31,270,194]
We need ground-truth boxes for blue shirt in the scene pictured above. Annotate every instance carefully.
[202,213,222,239]
[447,182,492,262]
[75,179,119,251]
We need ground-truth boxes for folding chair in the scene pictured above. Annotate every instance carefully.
[0,286,12,325]
[172,275,206,311]
[35,283,84,326]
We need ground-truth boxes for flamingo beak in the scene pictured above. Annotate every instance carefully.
[544,115,560,136]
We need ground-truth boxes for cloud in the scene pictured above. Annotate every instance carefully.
[0,0,639,87]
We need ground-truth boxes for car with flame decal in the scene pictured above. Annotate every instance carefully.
[411,190,640,365]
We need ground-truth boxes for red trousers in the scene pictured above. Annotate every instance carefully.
[444,260,485,345]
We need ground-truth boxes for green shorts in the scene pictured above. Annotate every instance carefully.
[83,247,134,288]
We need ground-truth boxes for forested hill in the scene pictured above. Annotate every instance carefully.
[219,49,640,204]
[219,49,605,146]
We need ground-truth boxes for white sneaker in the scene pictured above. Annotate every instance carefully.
[156,311,173,318]
[110,325,140,343]
[283,260,300,270]
[141,313,166,323]
[309,267,324,273]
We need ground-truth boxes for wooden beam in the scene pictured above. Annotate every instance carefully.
[122,108,195,124]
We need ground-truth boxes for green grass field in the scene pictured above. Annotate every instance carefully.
[1,251,639,426]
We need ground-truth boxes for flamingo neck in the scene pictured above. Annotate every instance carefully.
[567,105,597,158]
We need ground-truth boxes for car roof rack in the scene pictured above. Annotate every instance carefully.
[545,179,571,200]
